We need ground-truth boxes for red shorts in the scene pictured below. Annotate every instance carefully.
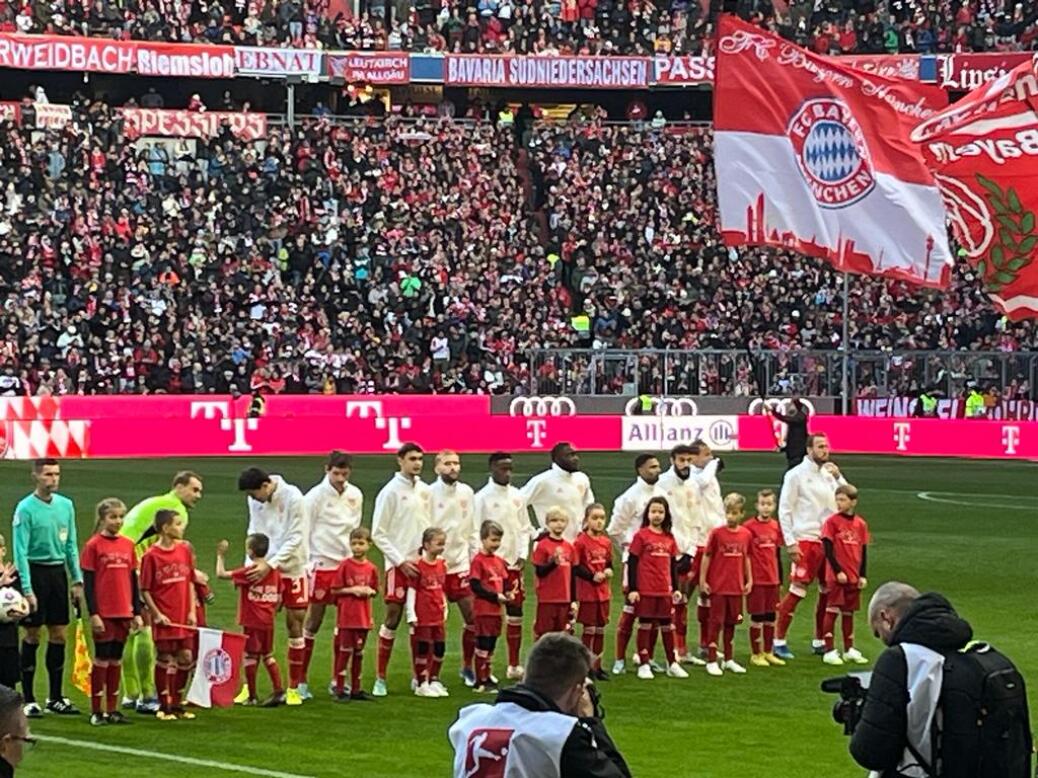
[412,624,446,642]
[309,569,339,606]
[505,569,525,608]
[97,617,132,643]
[475,614,502,638]
[384,565,414,605]
[280,575,309,610]
[790,541,826,586]
[534,602,571,635]
[245,627,274,656]
[335,627,369,651]
[577,600,610,627]
[825,583,862,612]
[707,594,744,627]
[154,638,192,656]
[747,584,780,615]
[635,595,673,621]
[445,572,472,603]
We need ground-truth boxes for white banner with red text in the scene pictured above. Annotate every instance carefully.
[121,108,267,140]
[0,395,1034,460]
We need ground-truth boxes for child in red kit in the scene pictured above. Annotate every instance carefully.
[81,498,142,726]
[331,527,380,702]
[821,484,870,666]
[531,506,576,640]
[744,489,786,668]
[573,503,612,680]
[468,520,512,694]
[140,509,198,720]
[700,493,753,677]
[407,527,450,698]
[216,533,284,707]
[627,497,688,680]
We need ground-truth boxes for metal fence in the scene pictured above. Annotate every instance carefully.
[527,349,1038,398]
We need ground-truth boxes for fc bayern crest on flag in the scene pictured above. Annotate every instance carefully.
[788,98,875,209]
[202,646,234,685]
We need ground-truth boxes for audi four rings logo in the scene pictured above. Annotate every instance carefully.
[622,397,699,416]
[747,398,816,416]
[508,396,576,417]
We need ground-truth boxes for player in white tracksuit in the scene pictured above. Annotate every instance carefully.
[773,432,847,659]
[299,451,363,698]
[607,453,666,673]
[520,442,594,543]
[238,467,309,704]
[429,450,480,686]
[370,443,432,696]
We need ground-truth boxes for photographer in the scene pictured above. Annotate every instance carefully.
[449,632,631,778]
[849,582,1032,778]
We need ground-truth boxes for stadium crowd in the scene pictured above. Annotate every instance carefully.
[0,0,1035,55]
[0,103,1034,397]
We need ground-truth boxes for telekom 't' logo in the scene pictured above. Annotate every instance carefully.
[893,422,911,452]
[1002,425,1020,455]
[190,402,257,452]
[346,401,412,450]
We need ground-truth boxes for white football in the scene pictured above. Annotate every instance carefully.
[0,587,29,624]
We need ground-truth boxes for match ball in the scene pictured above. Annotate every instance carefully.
[0,587,29,624]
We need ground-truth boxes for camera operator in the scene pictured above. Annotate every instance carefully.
[449,632,631,778]
[849,581,1031,778]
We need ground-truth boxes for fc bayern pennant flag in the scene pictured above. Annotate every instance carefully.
[713,15,953,287]
[911,56,1038,319]
[186,627,247,708]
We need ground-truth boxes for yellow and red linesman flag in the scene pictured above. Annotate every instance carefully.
[912,56,1038,320]
[71,620,92,696]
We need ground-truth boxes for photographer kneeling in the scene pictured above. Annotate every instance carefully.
[449,633,631,778]
[849,582,1032,778]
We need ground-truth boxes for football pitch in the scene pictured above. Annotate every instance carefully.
[3,451,1036,778]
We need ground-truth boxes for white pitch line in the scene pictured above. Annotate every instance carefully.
[35,734,317,778]
[916,491,1032,512]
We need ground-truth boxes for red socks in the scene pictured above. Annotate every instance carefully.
[696,604,710,650]
[301,633,315,683]
[462,625,476,672]
[615,609,635,662]
[350,642,364,694]
[815,592,830,641]
[722,625,735,662]
[749,624,762,655]
[474,648,491,684]
[660,625,675,664]
[287,639,305,689]
[776,592,802,640]
[763,623,776,653]
[245,657,259,699]
[506,620,522,667]
[673,602,688,658]
[841,612,855,651]
[823,609,838,651]
[265,655,283,693]
[90,662,107,715]
[105,663,121,714]
[376,626,394,680]
[412,641,428,684]
[333,646,349,695]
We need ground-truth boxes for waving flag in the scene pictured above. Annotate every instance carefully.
[186,628,247,708]
[912,57,1038,319]
[714,15,953,287]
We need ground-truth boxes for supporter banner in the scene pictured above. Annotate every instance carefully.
[912,57,1038,320]
[0,101,20,123]
[714,15,953,288]
[936,52,1033,92]
[445,55,650,89]
[33,103,72,129]
[739,416,1037,458]
[855,397,1038,421]
[620,415,738,451]
[0,34,235,78]
[121,108,267,140]
[653,54,919,86]
[326,52,410,84]
[235,46,322,78]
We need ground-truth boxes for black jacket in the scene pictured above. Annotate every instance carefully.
[494,685,632,778]
[0,755,12,777]
[849,593,973,775]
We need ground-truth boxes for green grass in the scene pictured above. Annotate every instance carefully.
[3,452,1037,777]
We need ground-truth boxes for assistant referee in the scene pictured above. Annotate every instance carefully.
[12,459,82,717]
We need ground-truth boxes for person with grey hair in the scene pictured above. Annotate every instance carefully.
[849,582,1032,778]
[0,685,34,775]
[449,633,631,777]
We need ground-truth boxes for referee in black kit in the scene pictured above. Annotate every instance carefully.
[11,459,83,717]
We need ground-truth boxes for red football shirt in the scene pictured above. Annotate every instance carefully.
[469,551,507,618]
[822,513,870,586]
[628,527,677,597]
[743,517,784,587]
[80,533,137,618]
[573,532,612,603]
[704,525,752,596]
[411,557,447,627]
[230,565,282,630]
[140,541,195,636]
[532,535,575,604]
[333,557,379,629]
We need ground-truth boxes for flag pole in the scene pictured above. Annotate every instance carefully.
[841,272,850,415]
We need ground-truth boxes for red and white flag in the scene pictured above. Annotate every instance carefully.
[186,628,247,708]
[912,57,1038,319]
[714,15,953,287]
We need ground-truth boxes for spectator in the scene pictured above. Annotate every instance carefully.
[0,685,34,776]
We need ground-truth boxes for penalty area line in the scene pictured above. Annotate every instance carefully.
[34,734,317,778]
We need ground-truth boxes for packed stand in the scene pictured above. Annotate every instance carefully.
[1,0,1035,55]
[0,103,1035,397]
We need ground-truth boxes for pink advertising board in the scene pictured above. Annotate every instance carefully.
[0,395,1033,460]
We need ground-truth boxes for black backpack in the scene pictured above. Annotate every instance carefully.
[913,642,1034,778]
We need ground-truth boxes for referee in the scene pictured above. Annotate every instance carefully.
[12,459,82,717]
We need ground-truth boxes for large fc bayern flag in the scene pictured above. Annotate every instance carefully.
[714,15,953,287]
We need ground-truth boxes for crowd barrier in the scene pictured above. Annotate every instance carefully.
[0,395,1033,460]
